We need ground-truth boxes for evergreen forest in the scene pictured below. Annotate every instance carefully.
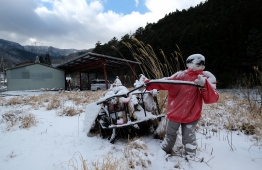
[92,0,262,88]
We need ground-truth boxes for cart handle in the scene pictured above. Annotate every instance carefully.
[145,80,204,88]
[97,80,203,105]
[128,80,203,95]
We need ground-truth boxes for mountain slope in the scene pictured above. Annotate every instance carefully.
[0,39,86,68]
[23,45,79,59]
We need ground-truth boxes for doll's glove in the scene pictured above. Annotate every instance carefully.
[194,75,206,87]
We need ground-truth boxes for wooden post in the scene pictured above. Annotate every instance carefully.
[103,62,108,90]
[87,73,90,90]
[132,64,136,84]
[79,72,82,90]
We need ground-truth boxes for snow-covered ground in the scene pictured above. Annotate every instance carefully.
[0,90,261,170]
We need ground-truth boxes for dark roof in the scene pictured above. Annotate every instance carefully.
[56,52,140,74]
[15,60,34,67]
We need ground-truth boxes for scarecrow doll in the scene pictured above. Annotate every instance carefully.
[145,54,219,159]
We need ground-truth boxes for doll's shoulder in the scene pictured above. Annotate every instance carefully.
[203,71,217,89]
[203,71,216,80]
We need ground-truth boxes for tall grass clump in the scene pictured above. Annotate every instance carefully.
[120,38,185,111]
[2,110,36,130]
[20,114,36,129]
[46,95,61,110]
[121,38,184,79]
[123,139,151,169]
[67,152,126,170]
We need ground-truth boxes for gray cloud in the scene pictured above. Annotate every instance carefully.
[0,0,204,50]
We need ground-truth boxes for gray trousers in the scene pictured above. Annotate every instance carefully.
[161,119,199,155]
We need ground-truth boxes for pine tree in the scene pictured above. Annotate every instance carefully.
[45,53,51,66]
[39,55,44,64]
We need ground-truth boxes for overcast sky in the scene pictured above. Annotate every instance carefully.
[0,0,205,50]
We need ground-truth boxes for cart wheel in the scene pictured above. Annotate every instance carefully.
[98,108,111,128]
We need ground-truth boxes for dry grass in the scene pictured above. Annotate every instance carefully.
[57,105,83,116]
[67,152,89,170]
[1,90,105,131]
[201,92,262,144]
[0,91,104,109]
[55,91,104,116]
[1,91,104,112]
[46,96,61,110]
[1,110,36,130]
[20,114,36,129]
[67,91,105,105]
[67,152,126,170]
[123,139,151,169]
[65,139,151,170]
[92,154,126,170]
[6,97,24,105]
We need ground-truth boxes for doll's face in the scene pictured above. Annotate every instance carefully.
[186,54,205,71]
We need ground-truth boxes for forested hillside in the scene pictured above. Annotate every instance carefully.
[93,0,262,88]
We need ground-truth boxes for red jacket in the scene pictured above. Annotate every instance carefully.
[146,69,219,123]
